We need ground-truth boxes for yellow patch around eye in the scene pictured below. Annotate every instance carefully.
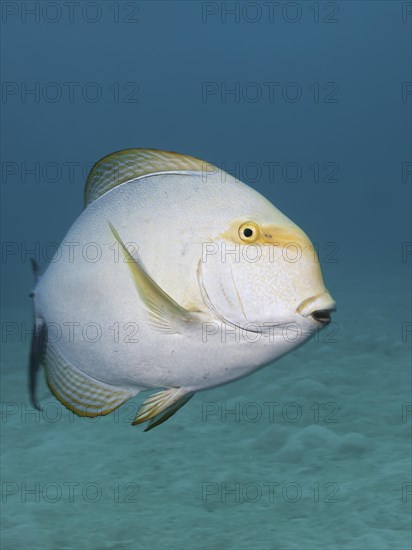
[220,221,313,250]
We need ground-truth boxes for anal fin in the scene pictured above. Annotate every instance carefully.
[133,388,194,430]
[45,343,139,417]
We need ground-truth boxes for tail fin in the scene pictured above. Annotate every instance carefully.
[28,259,47,410]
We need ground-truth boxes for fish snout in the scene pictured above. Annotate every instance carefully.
[297,292,336,325]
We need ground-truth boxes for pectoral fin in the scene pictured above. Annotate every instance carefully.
[109,222,204,333]
[133,388,194,431]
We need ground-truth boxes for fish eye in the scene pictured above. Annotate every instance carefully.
[239,222,260,242]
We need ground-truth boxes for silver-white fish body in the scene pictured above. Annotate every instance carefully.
[32,149,336,429]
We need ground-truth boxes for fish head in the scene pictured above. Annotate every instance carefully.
[197,196,336,337]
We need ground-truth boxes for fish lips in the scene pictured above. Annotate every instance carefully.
[297,292,336,325]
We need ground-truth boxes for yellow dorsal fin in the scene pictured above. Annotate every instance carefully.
[84,148,216,207]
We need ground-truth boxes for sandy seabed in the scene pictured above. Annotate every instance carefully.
[1,289,411,550]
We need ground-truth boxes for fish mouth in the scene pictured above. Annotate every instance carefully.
[310,309,332,325]
[297,292,336,325]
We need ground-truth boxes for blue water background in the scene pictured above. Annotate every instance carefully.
[1,2,411,549]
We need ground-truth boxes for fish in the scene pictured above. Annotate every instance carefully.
[29,148,336,431]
